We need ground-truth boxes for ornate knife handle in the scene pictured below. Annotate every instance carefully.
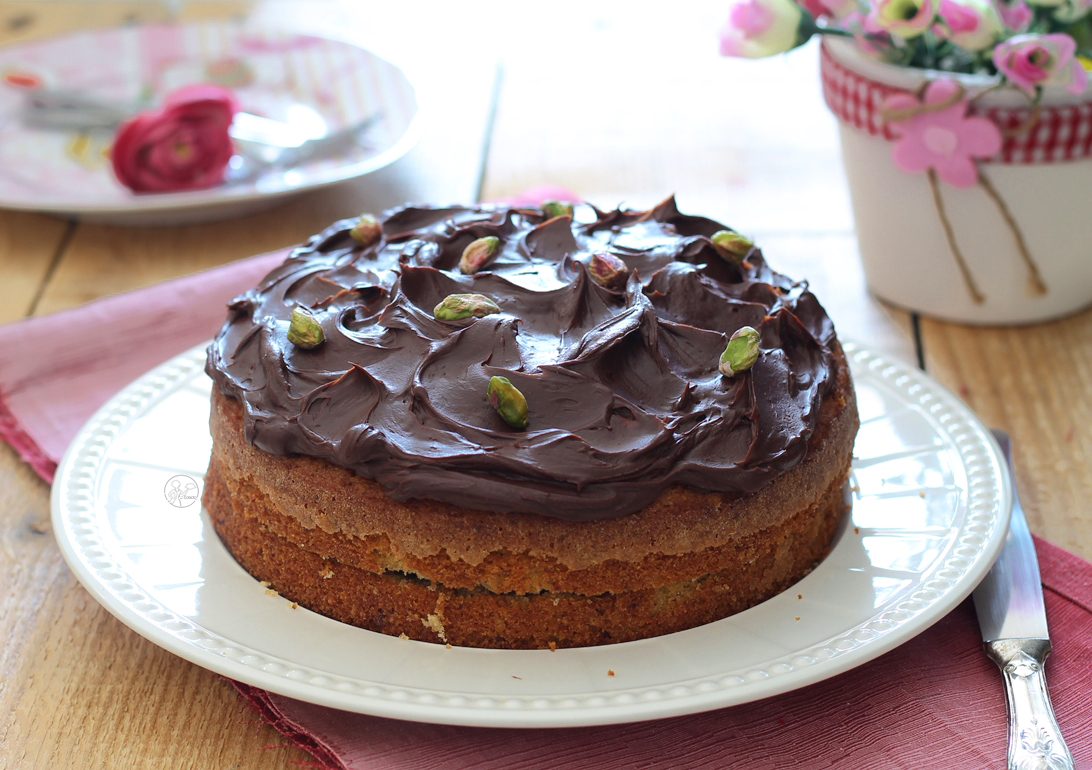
[985,638,1074,770]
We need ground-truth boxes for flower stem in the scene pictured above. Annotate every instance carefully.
[815,26,856,38]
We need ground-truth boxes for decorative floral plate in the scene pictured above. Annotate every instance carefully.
[51,340,1010,727]
[0,21,420,224]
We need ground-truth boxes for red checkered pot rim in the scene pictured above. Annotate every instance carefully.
[820,42,1092,164]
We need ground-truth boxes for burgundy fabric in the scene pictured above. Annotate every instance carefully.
[232,538,1092,769]
[1,225,1089,769]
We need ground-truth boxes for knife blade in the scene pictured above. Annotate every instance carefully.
[973,430,1073,770]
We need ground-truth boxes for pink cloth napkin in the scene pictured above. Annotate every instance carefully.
[2,215,1091,768]
[234,548,1092,769]
[0,249,288,482]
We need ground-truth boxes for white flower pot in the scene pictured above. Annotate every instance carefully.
[822,37,1092,325]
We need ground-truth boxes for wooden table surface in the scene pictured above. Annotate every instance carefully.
[1,2,1089,767]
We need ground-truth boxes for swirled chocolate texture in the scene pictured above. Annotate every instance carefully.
[206,197,839,521]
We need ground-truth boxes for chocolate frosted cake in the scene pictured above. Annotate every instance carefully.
[203,196,858,649]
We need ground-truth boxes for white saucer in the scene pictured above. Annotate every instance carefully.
[51,340,1010,727]
[0,21,420,225]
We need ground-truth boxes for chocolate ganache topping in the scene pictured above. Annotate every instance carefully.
[206,196,840,521]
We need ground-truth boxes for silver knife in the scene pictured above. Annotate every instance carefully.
[973,431,1074,770]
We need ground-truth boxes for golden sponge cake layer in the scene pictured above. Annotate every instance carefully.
[203,347,856,649]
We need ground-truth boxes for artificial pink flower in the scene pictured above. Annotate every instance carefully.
[884,79,1002,188]
[798,0,830,18]
[719,0,805,58]
[798,0,859,18]
[111,84,238,193]
[934,0,1003,50]
[992,33,1088,95]
[996,0,1034,31]
[847,14,894,54]
[865,0,937,38]
[1051,0,1092,22]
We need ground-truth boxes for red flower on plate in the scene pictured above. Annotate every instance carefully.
[110,85,238,193]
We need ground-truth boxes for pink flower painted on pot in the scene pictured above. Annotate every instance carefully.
[934,0,1003,51]
[110,84,238,193]
[884,79,1002,188]
[719,0,804,58]
[865,0,937,38]
[992,33,1088,95]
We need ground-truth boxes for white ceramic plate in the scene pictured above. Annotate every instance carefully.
[52,340,1010,728]
[0,21,420,225]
